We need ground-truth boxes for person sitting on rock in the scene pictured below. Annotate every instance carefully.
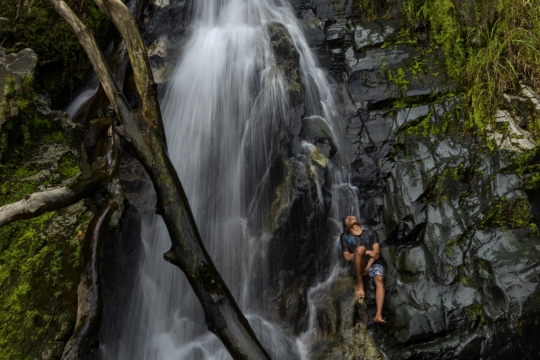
[340,215,386,324]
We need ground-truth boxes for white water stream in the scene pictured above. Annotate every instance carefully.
[98,0,361,358]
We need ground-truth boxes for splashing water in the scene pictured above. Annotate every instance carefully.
[98,0,358,358]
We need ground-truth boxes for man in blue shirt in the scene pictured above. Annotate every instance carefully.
[340,215,386,324]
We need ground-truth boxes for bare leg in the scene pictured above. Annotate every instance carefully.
[354,246,366,298]
[373,275,386,324]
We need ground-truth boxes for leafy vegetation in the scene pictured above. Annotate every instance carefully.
[401,0,540,133]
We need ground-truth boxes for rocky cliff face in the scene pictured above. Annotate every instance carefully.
[281,0,540,358]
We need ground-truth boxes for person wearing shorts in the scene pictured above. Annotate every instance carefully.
[340,215,386,324]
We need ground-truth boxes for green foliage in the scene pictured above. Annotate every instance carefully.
[353,0,395,21]
[355,0,379,21]
[401,0,540,135]
[0,0,110,103]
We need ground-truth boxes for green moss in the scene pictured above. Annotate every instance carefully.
[0,159,89,359]
[465,304,486,326]
[270,161,292,231]
[0,210,85,359]
[480,197,532,229]
[398,109,435,139]
[43,131,64,144]
[0,79,89,359]
[388,67,410,94]
[57,152,80,178]
[409,58,428,78]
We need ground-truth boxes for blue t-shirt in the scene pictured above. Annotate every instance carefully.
[340,230,381,265]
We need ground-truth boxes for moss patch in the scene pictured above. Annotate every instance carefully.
[0,163,90,359]
[57,152,80,179]
[480,197,532,229]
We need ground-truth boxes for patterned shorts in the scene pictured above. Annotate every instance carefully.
[368,263,385,280]
[349,261,385,280]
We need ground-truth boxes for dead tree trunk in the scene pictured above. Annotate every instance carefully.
[46,0,271,358]
[61,127,124,359]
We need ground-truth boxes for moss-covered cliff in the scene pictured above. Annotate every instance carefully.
[0,46,95,359]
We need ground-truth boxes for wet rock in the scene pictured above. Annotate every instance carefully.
[0,56,93,358]
[300,115,337,158]
[303,8,540,356]
[309,277,384,360]
[141,0,188,83]
[453,0,497,33]
[0,17,8,30]
[99,204,144,344]
[353,20,400,51]
[396,245,428,274]
[325,20,350,49]
[268,22,303,107]
[519,83,540,114]
[406,310,446,343]
[486,110,537,152]
[278,279,308,333]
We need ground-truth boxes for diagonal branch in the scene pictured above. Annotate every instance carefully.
[47,0,148,156]
[92,0,166,144]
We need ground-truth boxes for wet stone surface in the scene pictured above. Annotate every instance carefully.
[285,1,540,359]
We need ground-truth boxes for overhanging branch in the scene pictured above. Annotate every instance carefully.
[92,0,166,143]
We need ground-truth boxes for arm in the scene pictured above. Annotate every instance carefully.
[343,251,354,262]
[343,246,366,262]
[365,243,380,259]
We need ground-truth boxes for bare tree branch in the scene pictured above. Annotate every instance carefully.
[47,0,271,358]
[0,175,104,227]
[91,0,166,143]
[47,0,147,153]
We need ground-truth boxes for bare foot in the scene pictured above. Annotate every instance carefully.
[355,286,365,299]
[374,314,386,324]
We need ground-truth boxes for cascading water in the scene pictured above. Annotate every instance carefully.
[98,0,361,358]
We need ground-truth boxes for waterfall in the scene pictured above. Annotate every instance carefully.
[98,0,359,358]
